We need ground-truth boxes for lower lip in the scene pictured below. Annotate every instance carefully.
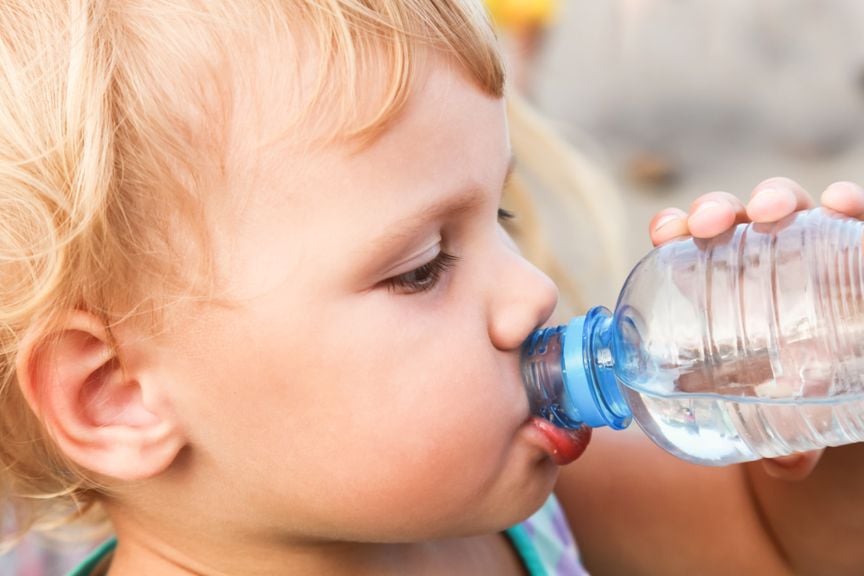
[525,417,592,465]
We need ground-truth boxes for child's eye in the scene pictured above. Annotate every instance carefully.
[384,252,459,294]
[498,208,516,222]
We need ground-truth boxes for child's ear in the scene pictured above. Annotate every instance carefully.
[15,311,186,481]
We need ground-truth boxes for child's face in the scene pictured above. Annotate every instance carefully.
[148,57,561,542]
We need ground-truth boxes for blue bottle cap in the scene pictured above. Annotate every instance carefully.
[561,308,632,429]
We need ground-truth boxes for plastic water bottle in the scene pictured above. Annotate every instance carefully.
[522,208,864,465]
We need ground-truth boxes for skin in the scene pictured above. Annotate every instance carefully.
[557,177,864,575]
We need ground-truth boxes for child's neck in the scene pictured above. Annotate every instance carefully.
[105,531,527,575]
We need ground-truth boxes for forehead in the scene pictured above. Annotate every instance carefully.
[221,60,500,239]
[261,59,508,217]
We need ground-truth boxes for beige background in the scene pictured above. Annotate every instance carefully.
[525,0,864,308]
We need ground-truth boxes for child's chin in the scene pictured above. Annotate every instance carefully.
[491,464,560,529]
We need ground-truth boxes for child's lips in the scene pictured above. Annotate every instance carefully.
[528,417,592,465]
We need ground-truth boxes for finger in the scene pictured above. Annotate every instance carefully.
[686,192,748,239]
[649,208,689,246]
[820,181,864,218]
[760,449,823,482]
[746,177,815,223]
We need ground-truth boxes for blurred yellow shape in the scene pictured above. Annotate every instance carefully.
[485,0,559,29]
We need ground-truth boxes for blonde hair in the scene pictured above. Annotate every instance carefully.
[0,0,503,543]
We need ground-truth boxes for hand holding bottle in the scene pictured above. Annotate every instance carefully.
[649,177,864,242]
[649,177,864,480]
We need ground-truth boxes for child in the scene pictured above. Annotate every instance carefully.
[1,2,863,574]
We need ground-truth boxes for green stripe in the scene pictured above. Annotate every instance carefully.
[505,525,548,576]
[66,538,116,576]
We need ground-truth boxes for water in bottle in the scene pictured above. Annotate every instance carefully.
[522,208,864,465]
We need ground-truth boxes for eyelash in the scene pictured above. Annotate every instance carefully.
[384,209,516,295]
[385,252,460,294]
[498,208,515,221]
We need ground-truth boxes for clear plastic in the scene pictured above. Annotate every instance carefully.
[522,208,864,465]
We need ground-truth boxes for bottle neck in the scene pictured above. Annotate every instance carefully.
[521,306,632,430]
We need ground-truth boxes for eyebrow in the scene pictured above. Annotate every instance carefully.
[371,156,516,256]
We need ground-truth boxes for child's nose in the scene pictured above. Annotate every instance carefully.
[487,252,559,352]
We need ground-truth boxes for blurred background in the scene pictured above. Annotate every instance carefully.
[492,0,864,311]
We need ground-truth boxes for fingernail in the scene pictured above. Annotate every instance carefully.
[751,187,796,211]
[823,181,864,208]
[689,200,726,232]
[693,200,721,216]
[653,213,681,233]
